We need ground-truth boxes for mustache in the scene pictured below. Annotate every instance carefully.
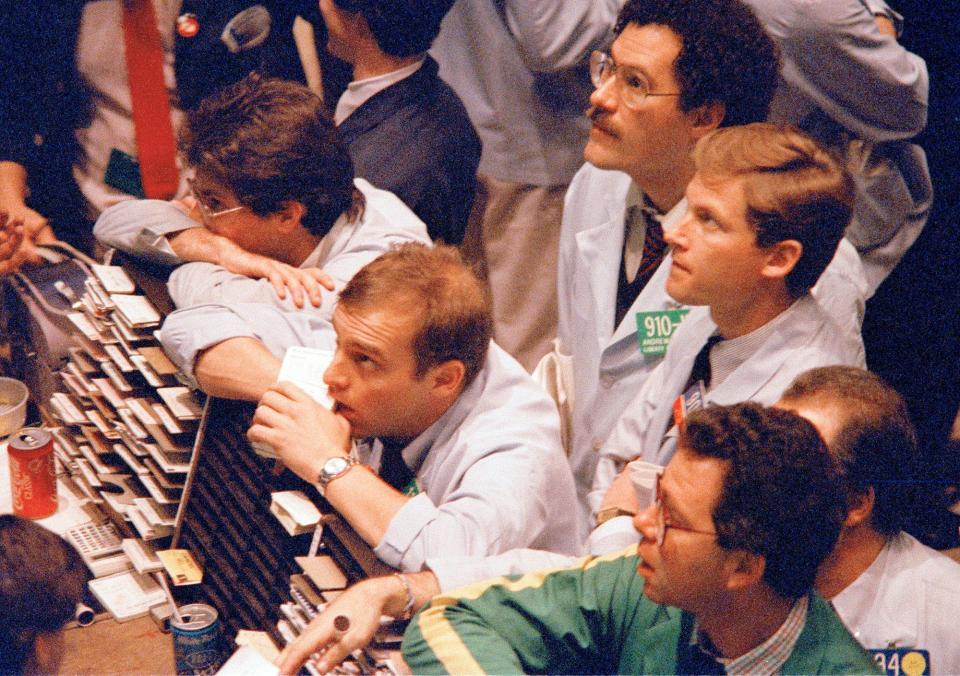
[587,106,616,135]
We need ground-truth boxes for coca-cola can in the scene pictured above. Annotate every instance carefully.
[8,427,57,519]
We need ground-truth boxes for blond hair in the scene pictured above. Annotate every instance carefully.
[694,123,854,296]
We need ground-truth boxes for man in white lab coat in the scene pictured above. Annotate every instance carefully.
[555,0,868,531]
[590,123,866,536]
[779,366,960,674]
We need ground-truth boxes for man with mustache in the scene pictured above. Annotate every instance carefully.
[555,0,866,528]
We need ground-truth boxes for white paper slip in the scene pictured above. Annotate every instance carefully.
[68,312,103,341]
[216,645,280,676]
[92,264,136,294]
[110,294,161,328]
[270,491,322,536]
[157,386,203,420]
[88,570,167,622]
[121,538,164,574]
[152,403,184,435]
[277,346,335,408]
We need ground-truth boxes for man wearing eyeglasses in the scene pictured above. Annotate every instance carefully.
[305,404,876,674]
[556,0,868,528]
[93,74,430,313]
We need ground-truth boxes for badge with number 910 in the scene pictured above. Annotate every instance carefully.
[636,309,690,356]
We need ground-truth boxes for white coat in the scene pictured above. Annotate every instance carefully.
[590,293,866,511]
[832,532,960,674]
[558,164,868,520]
[557,165,688,530]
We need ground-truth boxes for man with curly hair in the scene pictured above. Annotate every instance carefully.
[400,403,878,674]
[556,0,867,528]
[94,75,430,316]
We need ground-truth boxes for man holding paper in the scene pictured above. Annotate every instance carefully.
[165,244,581,572]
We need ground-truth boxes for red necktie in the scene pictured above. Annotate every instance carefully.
[121,0,180,199]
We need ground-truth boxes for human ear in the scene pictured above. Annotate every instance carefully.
[275,201,307,233]
[843,486,875,528]
[724,550,766,591]
[688,102,725,138]
[430,360,466,399]
[760,239,802,283]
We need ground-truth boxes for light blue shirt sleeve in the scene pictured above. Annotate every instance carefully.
[426,549,580,592]
[93,199,196,266]
[373,444,566,572]
[159,302,335,377]
[759,0,927,140]
[166,262,340,314]
[499,0,625,72]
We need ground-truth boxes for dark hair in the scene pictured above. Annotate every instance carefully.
[694,123,855,296]
[0,515,88,673]
[681,403,846,599]
[332,0,455,57]
[781,366,918,537]
[338,243,492,386]
[181,74,363,237]
[615,0,780,126]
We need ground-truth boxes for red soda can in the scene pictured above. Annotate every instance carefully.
[8,427,58,519]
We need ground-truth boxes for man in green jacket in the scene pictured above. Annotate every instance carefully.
[402,403,880,674]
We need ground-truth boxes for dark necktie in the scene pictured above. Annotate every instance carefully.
[684,334,723,392]
[677,615,726,675]
[615,207,668,329]
[378,439,414,492]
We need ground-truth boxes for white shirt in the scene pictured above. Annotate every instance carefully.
[365,343,582,570]
[832,531,960,673]
[333,59,425,126]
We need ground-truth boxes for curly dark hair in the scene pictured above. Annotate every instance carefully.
[332,0,455,57]
[339,243,492,387]
[0,515,88,673]
[181,74,362,238]
[781,366,918,538]
[681,403,846,600]
[615,0,780,126]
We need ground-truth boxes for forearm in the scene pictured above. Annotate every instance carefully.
[167,225,234,264]
[194,338,281,401]
[324,467,411,547]
[371,571,440,618]
[160,302,334,391]
[93,200,202,264]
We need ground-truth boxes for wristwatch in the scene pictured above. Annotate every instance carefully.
[317,456,360,496]
[595,506,635,526]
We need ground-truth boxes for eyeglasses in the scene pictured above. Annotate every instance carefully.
[653,476,717,547]
[187,177,248,222]
[589,51,681,110]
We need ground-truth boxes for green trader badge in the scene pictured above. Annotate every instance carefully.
[636,309,690,356]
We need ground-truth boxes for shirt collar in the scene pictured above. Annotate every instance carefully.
[692,594,810,675]
[334,58,426,125]
[708,299,802,390]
